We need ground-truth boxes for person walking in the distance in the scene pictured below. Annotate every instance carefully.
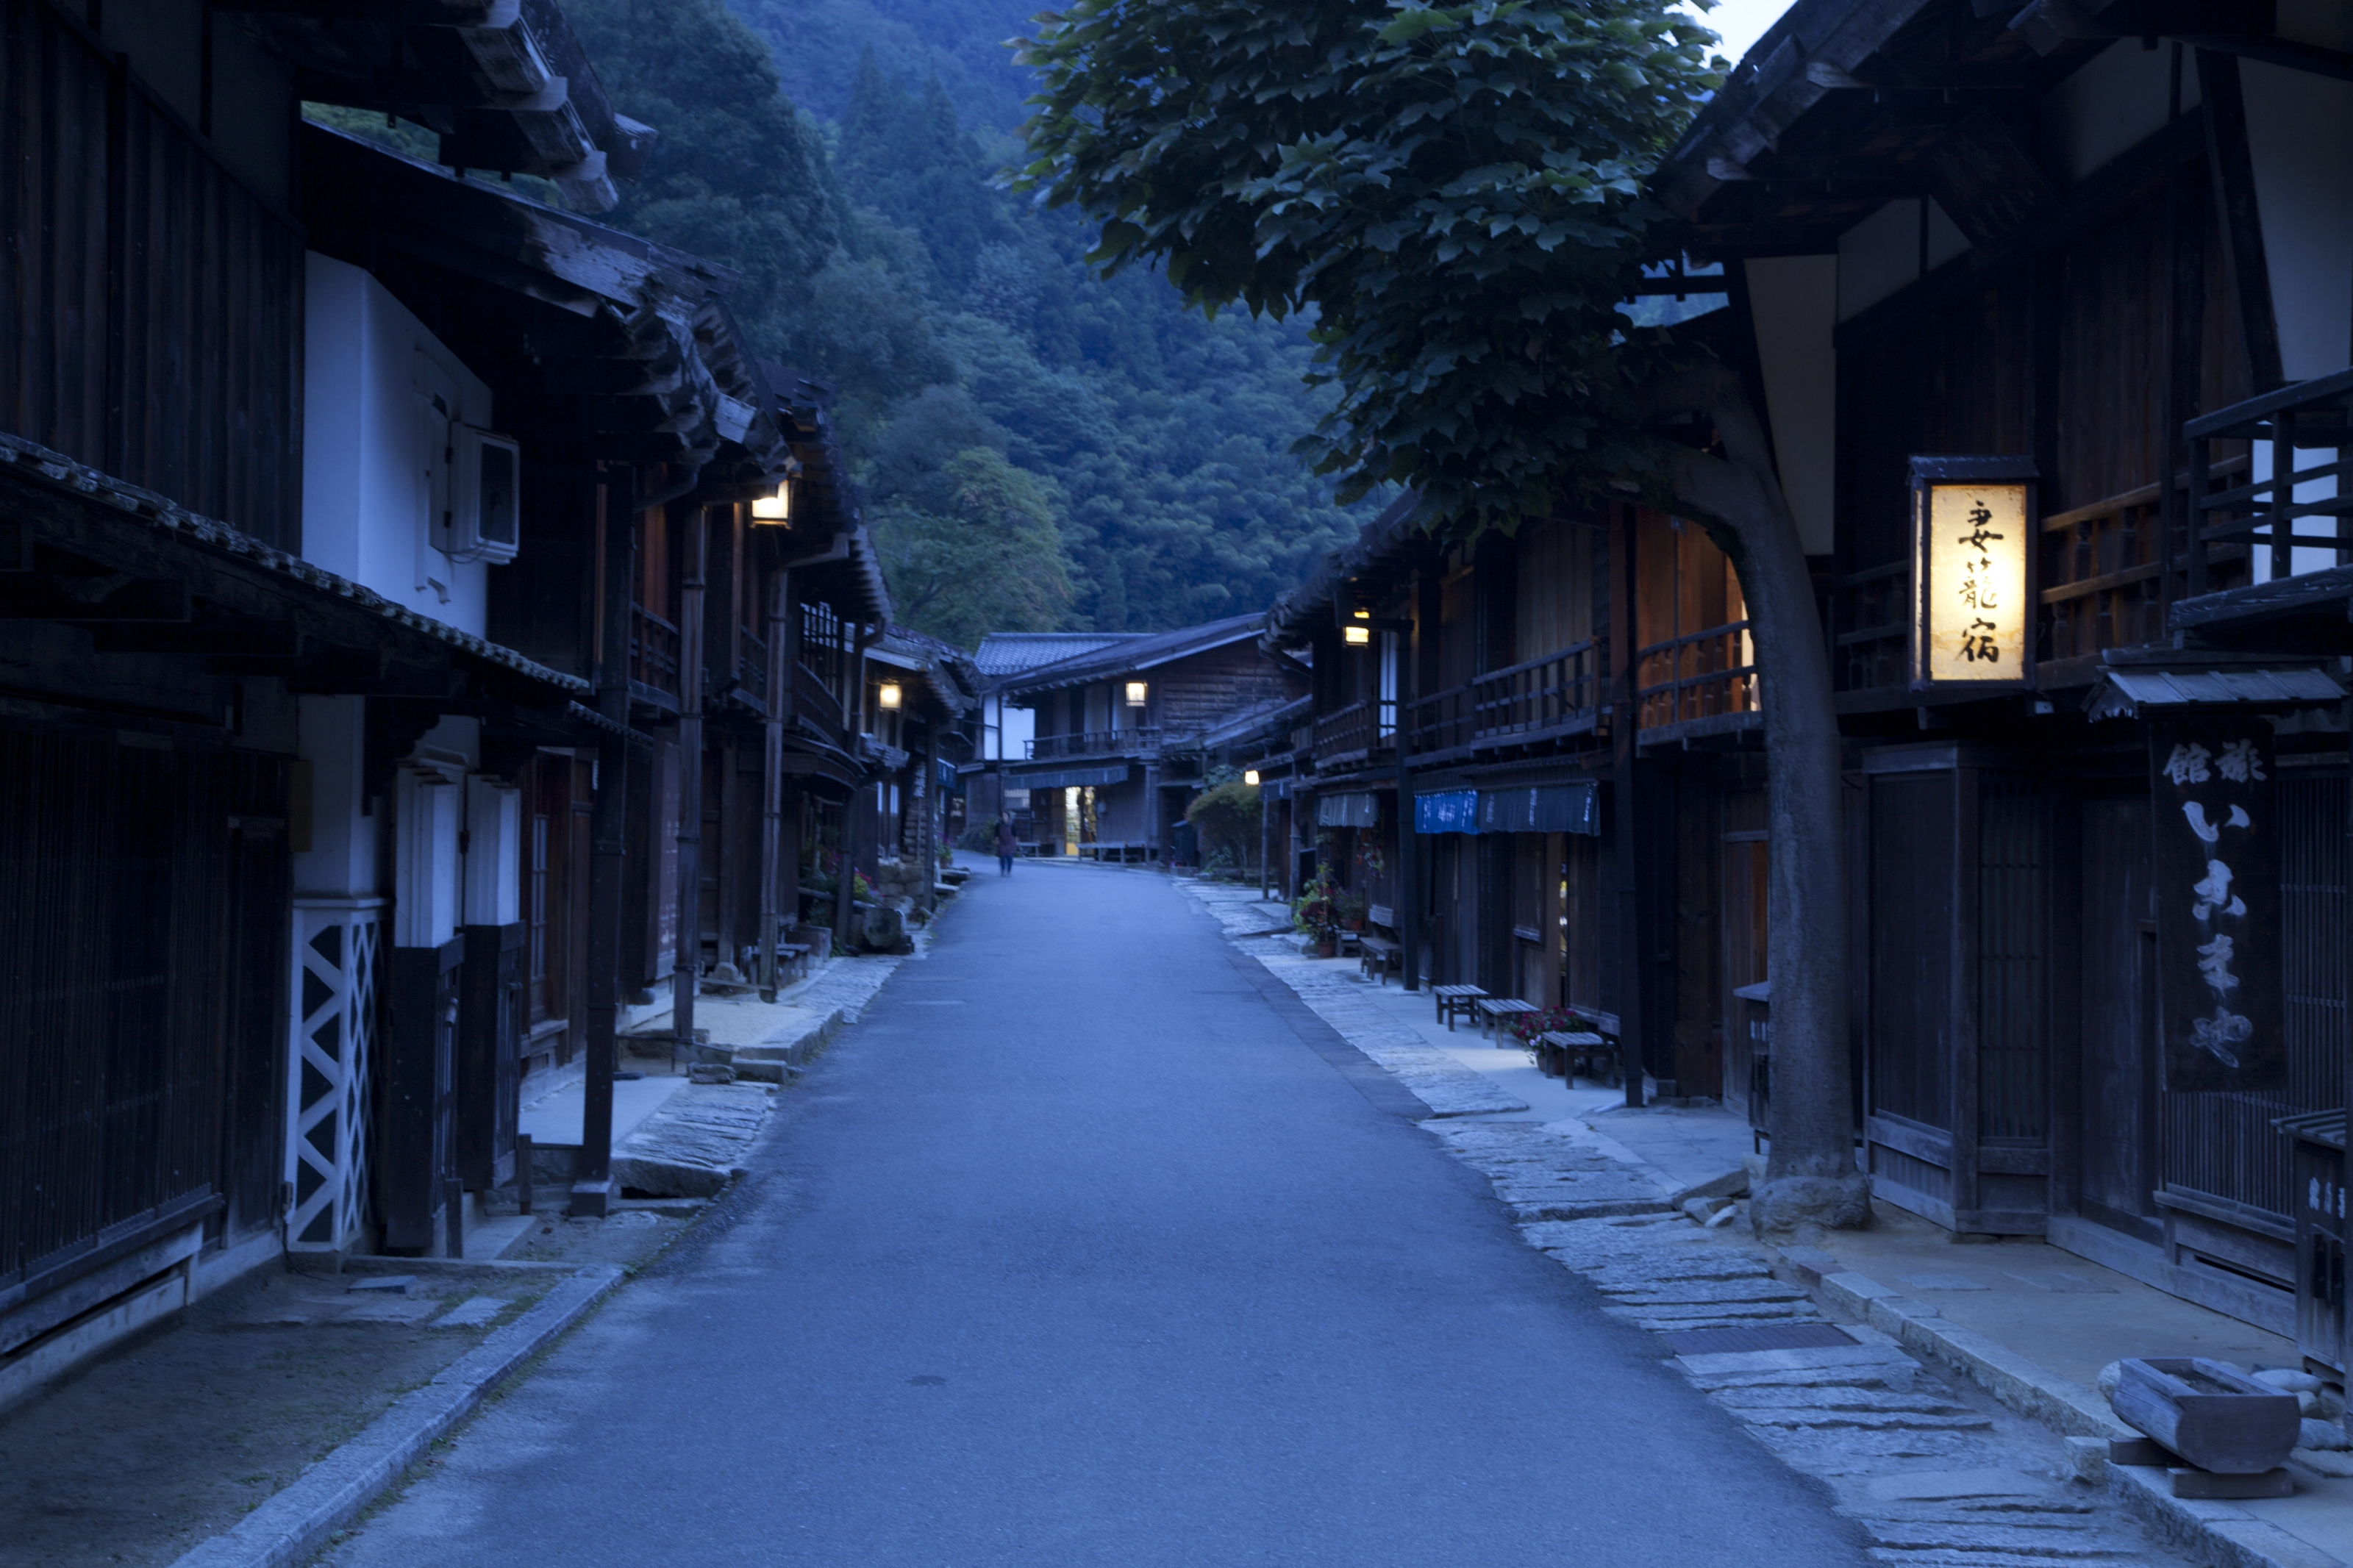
[996,815,1018,876]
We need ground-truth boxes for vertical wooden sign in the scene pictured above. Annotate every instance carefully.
[2149,717,2282,1092]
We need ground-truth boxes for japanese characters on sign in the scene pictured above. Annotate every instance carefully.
[1920,482,2030,682]
[2149,717,2283,1093]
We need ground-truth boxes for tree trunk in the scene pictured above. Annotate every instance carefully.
[1652,363,1868,1234]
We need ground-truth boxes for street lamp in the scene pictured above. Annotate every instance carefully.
[1246,770,1270,900]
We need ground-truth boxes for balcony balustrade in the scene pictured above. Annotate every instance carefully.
[1635,621,1755,729]
[737,625,769,706]
[1025,727,1163,762]
[794,659,844,732]
[1406,641,1601,759]
[629,604,681,700]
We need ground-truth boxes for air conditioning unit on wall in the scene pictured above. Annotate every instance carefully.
[446,425,521,565]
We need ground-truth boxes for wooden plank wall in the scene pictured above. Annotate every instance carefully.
[0,0,302,548]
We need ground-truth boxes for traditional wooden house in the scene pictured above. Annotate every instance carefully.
[0,0,849,1401]
[1649,0,2353,1335]
[994,615,1306,862]
[967,632,1144,837]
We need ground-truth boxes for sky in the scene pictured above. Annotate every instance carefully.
[1682,0,1790,65]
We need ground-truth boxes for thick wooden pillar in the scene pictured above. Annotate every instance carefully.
[758,568,790,1000]
[672,506,708,1045]
[578,472,637,1217]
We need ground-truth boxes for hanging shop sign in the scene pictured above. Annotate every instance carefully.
[1315,791,1380,828]
[1414,790,1479,835]
[2150,717,2282,1093]
[1909,456,2037,690]
[1477,781,1599,837]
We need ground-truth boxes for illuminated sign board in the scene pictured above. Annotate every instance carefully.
[1909,456,2038,690]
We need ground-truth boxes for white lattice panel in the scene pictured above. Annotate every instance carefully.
[286,899,383,1253]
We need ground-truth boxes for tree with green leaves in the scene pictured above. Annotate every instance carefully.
[1018,0,1865,1233]
[868,448,1076,648]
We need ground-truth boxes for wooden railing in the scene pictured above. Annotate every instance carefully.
[1635,621,1755,728]
[2042,455,2254,662]
[1830,562,1909,692]
[795,660,844,732]
[1026,728,1163,762]
[630,605,681,698]
[2186,372,2349,593]
[1407,641,1601,757]
[1313,699,1379,766]
[737,626,768,706]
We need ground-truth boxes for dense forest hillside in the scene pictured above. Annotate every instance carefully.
[551,0,1373,642]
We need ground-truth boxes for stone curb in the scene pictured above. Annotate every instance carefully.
[1774,1252,2346,1568]
[1795,1264,2132,1441]
[166,1264,625,1568]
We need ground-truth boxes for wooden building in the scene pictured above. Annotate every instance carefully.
[994,615,1306,862]
[1275,0,2353,1339]
[0,0,933,1406]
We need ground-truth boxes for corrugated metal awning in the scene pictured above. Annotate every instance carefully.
[2086,665,2344,721]
[1315,791,1381,828]
[1007,763,1129,790]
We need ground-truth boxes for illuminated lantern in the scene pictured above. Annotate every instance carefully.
[1910,456,2037,690]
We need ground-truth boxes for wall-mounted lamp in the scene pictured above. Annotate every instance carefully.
[1243,770,1260,787]
[1124,680,1148,706]
[750,480,793,523]
[877,681,903,710]
[1342,623,1372,646]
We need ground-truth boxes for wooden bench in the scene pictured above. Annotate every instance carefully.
[1358,903,1404,984]
[1475,996,1540,1043]
[1538,1029,1615,1084]
[1432,984,1486,1030]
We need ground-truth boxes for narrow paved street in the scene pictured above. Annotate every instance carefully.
[324,866,1870,1567]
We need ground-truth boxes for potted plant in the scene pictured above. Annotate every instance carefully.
[1291,867,1343,957]
[1336,889,1368,932]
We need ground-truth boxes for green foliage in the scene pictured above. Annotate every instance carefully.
[559,0,1382,635]
[1015,0,1725,530]
[868,448,1075,647]
[567,0,839,353]
[1184,778,1261,866]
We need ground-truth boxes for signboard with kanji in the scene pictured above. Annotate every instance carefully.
[2149,717,2283,1093]
[1908,456,2038,690]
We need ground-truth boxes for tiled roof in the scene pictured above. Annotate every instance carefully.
[994,613,1268,695]
[973,631,1140,677]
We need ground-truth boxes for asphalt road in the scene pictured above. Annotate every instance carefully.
[326,862,1871,1567]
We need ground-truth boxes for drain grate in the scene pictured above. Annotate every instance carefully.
[1654,1322,1858,1357]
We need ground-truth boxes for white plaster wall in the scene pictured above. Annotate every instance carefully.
[293,694,377,900]
[2243,60,2353,379]
[462,776,522,927]
[1835,199,1968,321]
[301,253,496,636]
[1746,255,1839,555]
[393,766,460,950]
[2038,39,2199,188]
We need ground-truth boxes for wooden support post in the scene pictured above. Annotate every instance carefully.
[758,568,790,1000]
[576,473,638,1219]
[1610,504,1647,1109]
[836,625,873,948]
[672,506,707,1053]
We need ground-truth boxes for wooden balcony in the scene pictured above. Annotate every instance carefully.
[737,625,769,711]
[1311,699,1385,769]
[1407,642,1602,761]
[629,604,680,706]
[795,659,844,734]
[1832,457,2262,697]
[1635,621,1755,732]
[1026,728,1163,762]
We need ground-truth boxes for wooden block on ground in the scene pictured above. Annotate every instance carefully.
[2110,1437,2181,1467]
[2168,1466,2293,1499]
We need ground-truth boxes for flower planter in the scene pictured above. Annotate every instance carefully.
[1314,939,1338,959]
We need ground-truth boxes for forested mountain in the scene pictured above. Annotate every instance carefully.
[551,0,1373,640]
